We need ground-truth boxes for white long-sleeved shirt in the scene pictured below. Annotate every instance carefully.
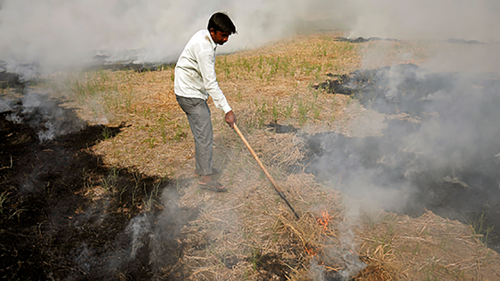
[174,29,232,114]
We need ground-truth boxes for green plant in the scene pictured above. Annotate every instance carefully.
[160,128,168,144]
[330,96,336,122]
[284,99,294,119]
[143,192,154,212]
[102,126,112,140]
[257,100,267,128]
[143,107,152,118]
[0,191,8,214]
[222,56,230,77]
[311,88,319,101]
[102,177,110,193]
[145,137,156,148]
[422,257,439,281]
[102,168,118,195]
[314,70,321,81]
[119,186,127,203]
[249,248,262,271]
[82,167,94,193]
[242,58,251,72]
[471,212,495,246]
[347,96,353,106]
[173,125,186,141]
[312,102,321,120]
[413,241,421,256]
[362,212,377,229]
[157,114,168,144]
[271,99,279,123]
[297,99,309,125]
[132,171,141,206]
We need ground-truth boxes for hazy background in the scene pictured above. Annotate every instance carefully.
[2,0,499,216]
[1,0,500,74]
[2,1,500,277]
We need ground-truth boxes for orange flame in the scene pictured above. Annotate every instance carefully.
[317,211,332,232]
[305,245,318,256]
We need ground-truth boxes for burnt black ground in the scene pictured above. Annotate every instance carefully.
[3,63,499,279]
[306,64,500,250]
[0,103,193,280]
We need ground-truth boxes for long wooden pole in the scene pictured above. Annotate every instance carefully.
[233,123,300,219]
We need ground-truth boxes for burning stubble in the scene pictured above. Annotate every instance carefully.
[306,50,500,247]
[1,1,500,279]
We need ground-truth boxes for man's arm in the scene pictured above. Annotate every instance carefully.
[197,50,232,114]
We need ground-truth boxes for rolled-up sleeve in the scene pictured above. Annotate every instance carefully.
[197,50,232,114]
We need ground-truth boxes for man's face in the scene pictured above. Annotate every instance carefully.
[210,29,230,45]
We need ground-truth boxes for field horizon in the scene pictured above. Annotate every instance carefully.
[1,32,500,280]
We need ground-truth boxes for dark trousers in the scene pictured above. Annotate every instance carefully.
[175,95,214,176]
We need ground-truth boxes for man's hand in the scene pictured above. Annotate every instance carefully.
[225,110,236,129]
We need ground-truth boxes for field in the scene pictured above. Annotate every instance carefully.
[1,32,500,280]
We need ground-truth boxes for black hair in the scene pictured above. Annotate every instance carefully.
[207,12,236,34]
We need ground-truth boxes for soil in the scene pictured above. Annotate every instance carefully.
[2,40,499,279]
[0,104,195,280]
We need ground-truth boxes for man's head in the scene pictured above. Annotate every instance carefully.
[208,12,236,45]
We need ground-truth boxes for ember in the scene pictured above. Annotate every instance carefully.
[305,245,318,256]
[317,211,333,232]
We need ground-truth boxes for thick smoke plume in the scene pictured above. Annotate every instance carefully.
[0,0,307,75]
[2,1,500,279]
[2,0,500,76]
[307,58,500,250]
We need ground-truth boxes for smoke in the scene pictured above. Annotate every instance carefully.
[346,0,500,41]
[2,0,500,278]
[2,0,498,76]
[127,213,152,260]
[304,50,500,278]
[0,0,310,75]
[305,0,500,218]
[307,62,500,234]
[2,92,86,142]
[101,186,189,278]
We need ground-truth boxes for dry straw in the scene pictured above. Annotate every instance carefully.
[41,32,500,280]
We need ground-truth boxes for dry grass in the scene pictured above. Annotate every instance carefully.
[357,211,500,280]
[38,32,500,280]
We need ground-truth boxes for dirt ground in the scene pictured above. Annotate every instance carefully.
[1,33,500,280]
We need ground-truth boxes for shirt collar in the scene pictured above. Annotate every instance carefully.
[205,29,217,51]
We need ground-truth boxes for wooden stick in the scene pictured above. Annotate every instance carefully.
[234,123,300,219]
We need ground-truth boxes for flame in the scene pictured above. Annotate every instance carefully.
[304,211,334,256]
[305,244,318,256]
[316,211,332,232]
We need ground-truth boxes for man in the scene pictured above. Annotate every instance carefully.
[174,12,236,192]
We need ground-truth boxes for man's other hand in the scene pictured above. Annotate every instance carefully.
[225,110,236,129]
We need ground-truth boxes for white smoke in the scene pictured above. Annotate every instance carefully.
[5,92,86,142]
[346,0,500,41]
[2,0,499,75]
[0,0,308,74]
[126,213,152,260]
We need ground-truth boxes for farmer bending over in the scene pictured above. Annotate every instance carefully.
[174,12,236,192]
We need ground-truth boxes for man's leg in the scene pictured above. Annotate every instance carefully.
[175,96,214,176]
